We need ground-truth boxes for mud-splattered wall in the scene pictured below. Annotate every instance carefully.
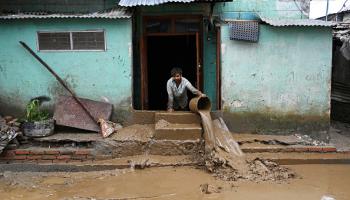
[0,18,132,122]
[220,24,332,138]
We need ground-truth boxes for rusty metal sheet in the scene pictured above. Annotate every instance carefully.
[54,95,112,132]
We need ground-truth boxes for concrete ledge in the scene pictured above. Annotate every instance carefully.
[155,112,201,124]
[246,152,350,165]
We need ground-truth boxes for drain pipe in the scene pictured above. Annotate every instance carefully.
[325,0,330,21]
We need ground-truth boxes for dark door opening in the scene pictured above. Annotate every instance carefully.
[147,35,198,110]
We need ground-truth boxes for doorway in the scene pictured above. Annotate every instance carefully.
[147,35,198,110]
[140,16,203,110]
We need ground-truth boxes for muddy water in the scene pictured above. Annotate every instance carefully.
[198,111,216,150]
[197,111,295,181]
[198,111,242,156]
[0,165,349,200]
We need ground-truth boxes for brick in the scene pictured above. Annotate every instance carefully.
[71,155,87,160]
[27,155,42,160]
[293,147,309,152]
[15,150,30,155]
[0,155,15,160]
[30,151,45,155]
[75,149,91,155]
[0,151,16,159]
[57,155,71,160]
[2,150,16,156]
[41,155,57,160]
[45,150,60,155]
[322,147,337,152]
[308,147,323,152]
[13,155,27,160]
[59,149,74,155]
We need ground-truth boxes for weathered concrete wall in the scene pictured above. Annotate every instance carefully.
[0,18,132,122]
[220,24,332,138]
[216,0,310,19]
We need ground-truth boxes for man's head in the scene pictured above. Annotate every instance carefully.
[171,67,182,83]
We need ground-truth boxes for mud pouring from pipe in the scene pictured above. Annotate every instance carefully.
[189,96,243,156]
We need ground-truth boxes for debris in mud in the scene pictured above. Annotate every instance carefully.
[200,119,297,182]
[200,183,222,194]
[189,96,296,182]
[205,156,296,181]
[0,115,22,154]
[99,118,123,138]
[294,134,327,146]
[128,158,150,169]
[155,119,170,129]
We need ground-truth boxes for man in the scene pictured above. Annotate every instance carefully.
[167,67,204,112]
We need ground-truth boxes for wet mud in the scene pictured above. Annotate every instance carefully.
[0,165,349,200]
[198,111,295,181]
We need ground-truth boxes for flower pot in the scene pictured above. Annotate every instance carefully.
[22,118,55,137]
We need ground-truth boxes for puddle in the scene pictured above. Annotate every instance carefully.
[0,165,349,200]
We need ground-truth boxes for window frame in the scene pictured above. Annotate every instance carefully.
[36,29,107,52]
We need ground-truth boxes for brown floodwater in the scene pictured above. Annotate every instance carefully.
[0,164,349,200]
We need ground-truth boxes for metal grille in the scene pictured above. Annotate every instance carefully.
[229,21,259,42]
[72,31,105,50]
[38,31,105,51]
[38,32,71,50]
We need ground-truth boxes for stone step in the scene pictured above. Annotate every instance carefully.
[155,112,201,124]
[154,123,202,140]
[19,133,101,149]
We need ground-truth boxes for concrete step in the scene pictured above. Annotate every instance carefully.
[154,123,202,140]
[29,133,101,148]
[155,112,201,124]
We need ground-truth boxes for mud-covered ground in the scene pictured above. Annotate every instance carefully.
[0,164,349,200]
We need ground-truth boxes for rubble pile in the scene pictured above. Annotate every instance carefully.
[0,115,26,154]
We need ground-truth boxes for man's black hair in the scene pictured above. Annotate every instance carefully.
[171,67,182,77]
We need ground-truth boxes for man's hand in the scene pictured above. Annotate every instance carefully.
[197,91,206,97]
[167,108,174,112]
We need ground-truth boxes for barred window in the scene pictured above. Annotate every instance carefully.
[37,30,105,51]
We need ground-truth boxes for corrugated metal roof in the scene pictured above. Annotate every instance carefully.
[0,7,131,19]
[119,0,193,6]
[118,0,229,7]
[260,17,336,27]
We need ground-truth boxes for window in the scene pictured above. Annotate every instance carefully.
[144,16,201,34]
[229,21,259,42]
[37,30,106,51]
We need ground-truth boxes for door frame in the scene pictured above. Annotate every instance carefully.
[140,15,203,110]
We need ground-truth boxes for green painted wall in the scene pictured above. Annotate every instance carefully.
[220,24,332,137]
[216,0,310,20]
[0,18,132,122]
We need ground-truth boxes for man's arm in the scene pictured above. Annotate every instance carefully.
[185,79,203,96]
[167,81,174,111]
